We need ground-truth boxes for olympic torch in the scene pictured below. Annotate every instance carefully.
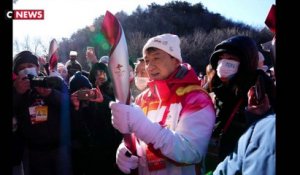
[48,39,60,77]
[101,11,137,159]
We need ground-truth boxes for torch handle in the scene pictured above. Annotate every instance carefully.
[123,133,138,175]
[124,93,138,175]
[123,134,137,155]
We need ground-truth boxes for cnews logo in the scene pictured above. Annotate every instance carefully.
[6,10,44,20]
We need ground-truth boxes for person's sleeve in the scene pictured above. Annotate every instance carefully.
[241,116,276,175]
[213,132,246,175]
[146,92,216,164]
[44,89,65,108]
[44,75,70,107]
[214,115,276,175]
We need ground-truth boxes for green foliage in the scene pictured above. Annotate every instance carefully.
[57,1,273,73]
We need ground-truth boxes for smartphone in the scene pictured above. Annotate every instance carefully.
[77,89,96,100]
[253,75,265,105]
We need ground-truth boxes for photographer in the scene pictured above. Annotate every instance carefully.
[13,51,72,175]
[69,71,123,175]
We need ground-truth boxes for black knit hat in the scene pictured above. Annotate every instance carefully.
[209,35,258,72]
[88,62,110,86]
[13,51,39,74]
[69,71,92,93]
[210,43,243,70]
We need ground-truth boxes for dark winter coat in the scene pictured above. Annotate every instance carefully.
[209,35,276,160]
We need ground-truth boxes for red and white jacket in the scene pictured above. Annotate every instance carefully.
[134,63,216,175]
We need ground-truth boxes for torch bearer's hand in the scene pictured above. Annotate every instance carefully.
[110,102,163,145]
[116,142,139,174]
[110,102,145,134]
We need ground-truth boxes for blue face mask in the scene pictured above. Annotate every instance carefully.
[18,67,38,77]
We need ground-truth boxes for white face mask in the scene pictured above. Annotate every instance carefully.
[135,77,149,91]
[18,67,38,77]
[216,59,239,80]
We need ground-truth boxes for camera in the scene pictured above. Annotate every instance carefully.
[254,75,265,104]
[77,89,96,100]
[27,74,49,88]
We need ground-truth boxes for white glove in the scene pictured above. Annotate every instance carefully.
[110,102,165,144]
[110,102,148,133]
[116,142,139,174]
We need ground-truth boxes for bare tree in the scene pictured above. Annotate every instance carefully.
[22,35,31,51]
[126,31,149,60]
[13,40,20,55]
[33,38,43,55]
[13,35,48,56]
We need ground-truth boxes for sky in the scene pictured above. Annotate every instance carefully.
[13,0,275,55]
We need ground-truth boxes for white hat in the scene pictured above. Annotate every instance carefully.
[99,55,109,64]
[70,51,77,56]
[142,33,182,62]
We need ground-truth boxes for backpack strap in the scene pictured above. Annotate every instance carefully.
[221,98,244,134]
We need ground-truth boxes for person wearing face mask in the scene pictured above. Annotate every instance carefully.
[13,51,72,175]
[206,35,276,168]
[131,58,150,98]
[215,54,240,83]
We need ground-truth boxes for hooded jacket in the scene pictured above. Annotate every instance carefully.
[209,35,276,160]
[134,63,216,175]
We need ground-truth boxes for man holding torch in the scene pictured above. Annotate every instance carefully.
[110,33,216,175]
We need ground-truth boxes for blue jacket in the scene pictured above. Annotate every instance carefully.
[213,114,276,175]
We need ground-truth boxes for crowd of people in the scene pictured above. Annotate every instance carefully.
[12,49,125,175]
[12,17,276,175]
